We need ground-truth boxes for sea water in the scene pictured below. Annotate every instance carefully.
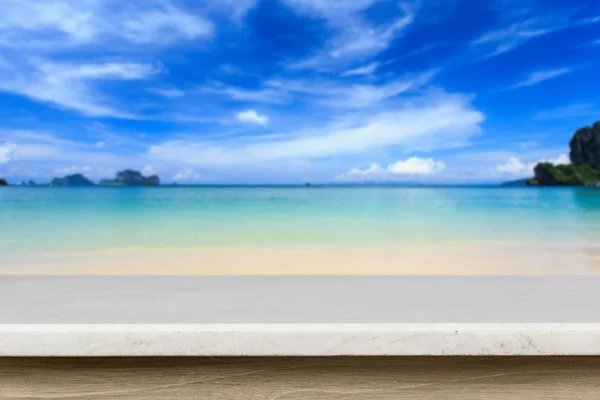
[1,186,600,253]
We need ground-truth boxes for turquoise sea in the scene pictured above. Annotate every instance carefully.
[2,186,600,254]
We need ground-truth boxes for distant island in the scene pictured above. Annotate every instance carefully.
[51,173,95,187]
[45,169,161,187]
[100,169,160,186]
[0,178,7,186]
[527,120,600,186]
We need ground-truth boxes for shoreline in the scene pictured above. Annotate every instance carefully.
[2,242,599,275]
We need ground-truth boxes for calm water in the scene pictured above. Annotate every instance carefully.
[2,186,600,253]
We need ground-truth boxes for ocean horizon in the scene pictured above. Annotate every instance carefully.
[4,182,517,187]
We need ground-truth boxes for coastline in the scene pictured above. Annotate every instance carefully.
[2,241,599,275]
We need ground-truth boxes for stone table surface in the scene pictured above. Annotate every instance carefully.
[1,276,600,356]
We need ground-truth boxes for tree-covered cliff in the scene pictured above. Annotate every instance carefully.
[99,170,160,186]
[528,121,600,186]
[50,174,95,187]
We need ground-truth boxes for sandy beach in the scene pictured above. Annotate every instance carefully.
[2,242,600,275]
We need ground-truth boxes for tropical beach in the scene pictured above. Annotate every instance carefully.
[0,0,599,277]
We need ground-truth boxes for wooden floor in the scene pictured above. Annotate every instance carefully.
[1,357,600,399]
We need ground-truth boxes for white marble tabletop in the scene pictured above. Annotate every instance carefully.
[1,276,600,356]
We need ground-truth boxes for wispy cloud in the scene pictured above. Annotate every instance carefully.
[342,62,379,77]
[0,143,17,163]
[0,129,137,164]
[383,44,446,65]
[284,0,417,69]
[471,12,600,59]
[149,88,186,98]
[0,60,159,117]
[42,62,158,81]
[202,85,288,104]
[205,0,258,24]
[338,163,385,180]
[208,69,437,111]
[0,0,213,48]
[0,0,226,119]
[149,93,484,167]
[0,129,209,182]
[272,70,437,108]
[2,0,593,184]
[534,103,600,120]
[507,67,573,90]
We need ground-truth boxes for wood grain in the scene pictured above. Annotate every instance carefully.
[1,357,600,399]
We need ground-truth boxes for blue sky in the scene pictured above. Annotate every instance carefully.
[0,0,599,184]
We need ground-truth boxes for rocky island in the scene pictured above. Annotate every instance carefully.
[99,169,160,186]
[528,121,600,186]
[47,170,161,187]
[51,173,95,187]
[0,178,7,186]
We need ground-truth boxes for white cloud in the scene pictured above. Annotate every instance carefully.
[0,130,139,170]
[495,154,569,176]
[387,157,446,175]
[142,165,157,176]
[338,163,385,180]
[0,0,213,48]
[284,0,417,69]
[509,68,572,89]
[338,157,446,181]
[0,143,17,163]
[172,168,202,182]
[495,156,529,175]
[0,61,159,117]
[342,62,379,77]
[236,110,269,125]
[549,154,570,165]
[149,94,484,167]
[44,62,158,81]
